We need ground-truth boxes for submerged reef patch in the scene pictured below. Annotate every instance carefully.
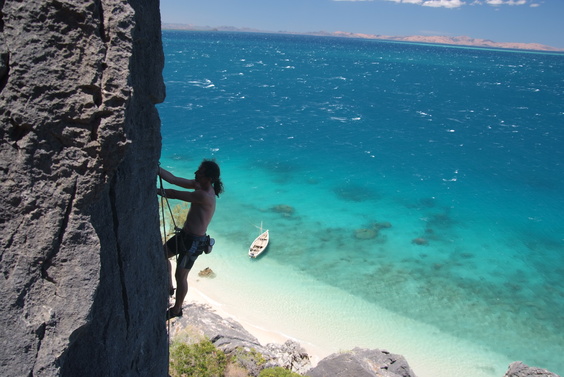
[354,221,392,240]
[271,204,295,216]
[412,237,429,245]
[333,185,380,202]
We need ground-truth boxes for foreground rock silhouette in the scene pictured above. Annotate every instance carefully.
[0,1,167,376]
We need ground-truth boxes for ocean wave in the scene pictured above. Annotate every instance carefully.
[187,78,215,88]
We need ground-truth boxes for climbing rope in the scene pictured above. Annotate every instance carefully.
[159,173,179,234]
[158,167,182,370]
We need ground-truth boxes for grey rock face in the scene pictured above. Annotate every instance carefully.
[170,303,312,375]
[263,340,312,375]
[306,347,417,377]
[504,362,561,377]
[0,1,167,376]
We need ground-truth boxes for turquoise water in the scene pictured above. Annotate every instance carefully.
[158,31,564,375]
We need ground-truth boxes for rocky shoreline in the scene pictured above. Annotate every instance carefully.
[171,304,560,377]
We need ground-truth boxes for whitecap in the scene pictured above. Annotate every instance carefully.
[187,78,215,89]
[330,117,348,122]
[416,111,432,117]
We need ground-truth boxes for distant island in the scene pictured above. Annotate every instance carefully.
[162,23,563,53]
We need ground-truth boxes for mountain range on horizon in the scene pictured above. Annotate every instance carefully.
[162,23,563,52]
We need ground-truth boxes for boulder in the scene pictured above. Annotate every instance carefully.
[503,361,561,377]
[306,347,417,377]
[0,0,167,376]
[263,340,312,375]
[198,267,216,277]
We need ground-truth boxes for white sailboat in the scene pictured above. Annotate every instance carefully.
[249,223,269,258]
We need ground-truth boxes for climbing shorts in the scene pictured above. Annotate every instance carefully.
[165,230,214,270]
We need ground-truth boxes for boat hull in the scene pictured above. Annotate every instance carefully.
[249,230,269,258]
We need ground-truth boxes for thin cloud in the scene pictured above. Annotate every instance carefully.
[364,0,539,8]
[422,0,465,8]
[375,0,466,7]
[484,0,527,5]
[374,0,466,7]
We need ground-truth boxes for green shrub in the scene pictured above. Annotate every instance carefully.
[224,362,250,377]
[169,338,227,377]
[230,347,266,367]
[258,366,302,377]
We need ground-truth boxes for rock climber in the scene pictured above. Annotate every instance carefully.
[157,159,223,319]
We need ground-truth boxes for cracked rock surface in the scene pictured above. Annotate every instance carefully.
[0,1,167,376]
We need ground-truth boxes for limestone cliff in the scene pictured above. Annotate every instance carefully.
[0,1,168,376]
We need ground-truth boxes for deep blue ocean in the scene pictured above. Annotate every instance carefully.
[158,30,564,376]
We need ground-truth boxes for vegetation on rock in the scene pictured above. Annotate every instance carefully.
[170,339,227,377]
[258,367,302,377]
[170,338,304,377]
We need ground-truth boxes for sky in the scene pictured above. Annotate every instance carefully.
[159,0,564,49]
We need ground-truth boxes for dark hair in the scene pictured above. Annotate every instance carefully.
[200,159,224,197]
